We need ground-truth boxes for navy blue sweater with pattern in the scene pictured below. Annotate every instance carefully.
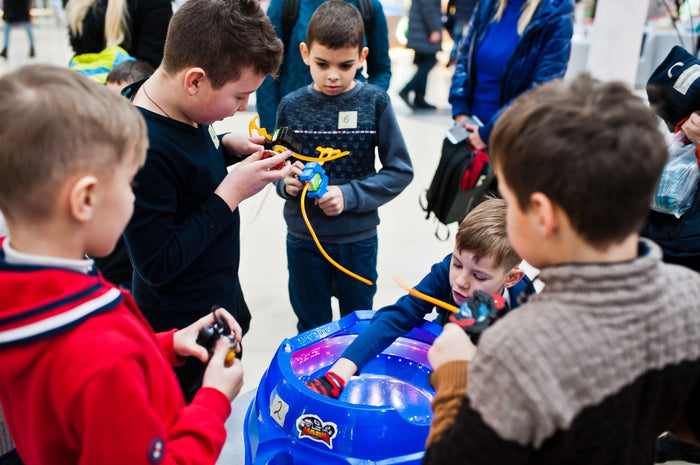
[275,82,414,243]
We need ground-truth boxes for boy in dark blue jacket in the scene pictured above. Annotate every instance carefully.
[307,198,532,398]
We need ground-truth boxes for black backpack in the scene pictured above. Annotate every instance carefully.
[420,137,496,239]
[281,0,375,54]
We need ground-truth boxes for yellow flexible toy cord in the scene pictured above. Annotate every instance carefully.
[251,115,370,286]
[300,183,373,286]
[393,276,458,313]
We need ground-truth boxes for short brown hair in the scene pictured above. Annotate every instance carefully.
[106,59,155,86]
[306,0,365,51]
[0,64,147,223]
[162,0,284,88]
[455,198,521,270]
[490,73,668,249]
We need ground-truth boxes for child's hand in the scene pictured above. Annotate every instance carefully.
[428,323,476,371]
[316,186,344,216]
[202,337,245,401]
[283,161,306,197]
[215,149,292,210]
[173,308,242,363]
[221,133,266,158]
[681,111,700,145]
[465,124,486,150]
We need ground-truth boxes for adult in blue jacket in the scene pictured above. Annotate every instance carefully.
[449,0,573,149]
[255,0,392,131]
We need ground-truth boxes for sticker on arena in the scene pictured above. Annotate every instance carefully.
[270,393,289,427]
[296,414,337,449]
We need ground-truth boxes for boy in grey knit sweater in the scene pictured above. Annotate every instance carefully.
[275,0,413,333]
[424,73,700,464]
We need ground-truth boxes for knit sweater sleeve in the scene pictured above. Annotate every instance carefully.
[426,361,469,448]
[424,357,531,465]
[338,93,413,213]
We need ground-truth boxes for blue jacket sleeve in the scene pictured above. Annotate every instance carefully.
[448,9,477,119]
[341,255,453,370]
[255,0,285,130]
[365,0,392,91]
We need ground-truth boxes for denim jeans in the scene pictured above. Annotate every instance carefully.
[286,233,378,333]
[3,22,34,50]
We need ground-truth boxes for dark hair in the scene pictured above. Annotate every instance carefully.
[306,0,365,51]
[490,73,668,249]
[106,59,155,85]
[162,0,283,88]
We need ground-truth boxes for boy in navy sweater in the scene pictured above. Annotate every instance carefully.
[276,0,413,334]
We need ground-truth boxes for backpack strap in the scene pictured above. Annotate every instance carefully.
[357,0,375,44]
[281,0,301,55]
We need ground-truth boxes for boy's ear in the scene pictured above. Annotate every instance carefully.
[300,42,310,65]
[503,267,525,289]
[529,192,557,239]
[69,175,98,223]
[359,46,369,65]
[184,67,207,95]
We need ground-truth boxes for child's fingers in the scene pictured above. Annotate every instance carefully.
[210,337,234,367]
[213,307,242,342]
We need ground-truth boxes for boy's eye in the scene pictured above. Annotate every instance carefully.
[451,261,462,269]
[473,274,488,281]
[340,64,353,70]
[316,62,329,69]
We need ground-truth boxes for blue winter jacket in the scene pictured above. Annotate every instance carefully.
[449,0,574,144]
[255,0,392,131]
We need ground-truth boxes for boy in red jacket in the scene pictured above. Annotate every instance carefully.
[0,64,244,465]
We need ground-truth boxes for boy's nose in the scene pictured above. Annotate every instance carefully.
[455,275,470,289]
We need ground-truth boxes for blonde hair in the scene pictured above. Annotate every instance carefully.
[493,0,541,35]
[66,0,130,48]
[455,197,521,270]
[0,64,147,223]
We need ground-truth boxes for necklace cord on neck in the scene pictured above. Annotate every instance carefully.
[142,83,172,119]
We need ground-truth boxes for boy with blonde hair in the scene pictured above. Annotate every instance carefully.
[0,64,245,465]
[425,74,700,464]
[122,0,292,402]
[307,197,532,398]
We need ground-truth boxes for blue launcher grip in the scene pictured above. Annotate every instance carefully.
[299,162,329,198]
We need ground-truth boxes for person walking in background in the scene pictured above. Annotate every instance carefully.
[397,0,442,110]
[255,0,392,131]
[449,0,573,150]
[65,0,172,68]
[1,0,35,59]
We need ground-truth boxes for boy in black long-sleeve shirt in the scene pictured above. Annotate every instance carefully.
[123,0,292,402]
